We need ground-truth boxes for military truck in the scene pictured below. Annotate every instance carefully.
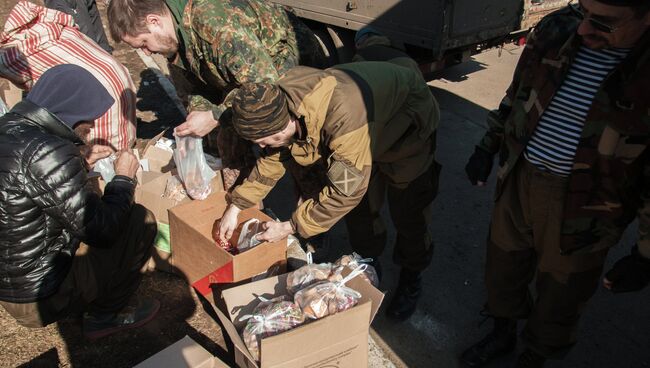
[273,0,566,71]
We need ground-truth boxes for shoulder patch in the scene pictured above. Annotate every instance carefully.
[327,160,363,196]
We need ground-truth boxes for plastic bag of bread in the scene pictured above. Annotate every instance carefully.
[334,253,380,287]
[286,262,334,295]
[240,296,305,361]
[294,265,366,320]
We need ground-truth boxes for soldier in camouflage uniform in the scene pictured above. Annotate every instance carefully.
[106,0,327,192]
[217,62,441,321]
[461,1,650,367]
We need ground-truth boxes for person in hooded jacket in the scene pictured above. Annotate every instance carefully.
[0,64,159,340]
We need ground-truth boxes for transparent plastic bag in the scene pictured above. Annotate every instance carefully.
[163,175,187,201]
[334,252,380,287]
[286,262,334,295]
[0,98,8,117]
[237,218,264,252]
[173,136,215,199]
[93,153,117,182]
[293,265,366,320]
[240,296,305,361]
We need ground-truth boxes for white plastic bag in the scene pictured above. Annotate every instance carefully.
[173,136,215,199]
[93,153,117,182]
[0,98,8,117]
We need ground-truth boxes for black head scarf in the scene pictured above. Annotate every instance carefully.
[26,64,114,128]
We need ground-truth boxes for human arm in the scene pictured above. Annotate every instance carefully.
[603,154,650,292]
[26,141,137,248]
[175,30,281,137]
[217,147,288,241]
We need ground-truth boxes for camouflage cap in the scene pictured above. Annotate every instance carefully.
[232,83,290,141]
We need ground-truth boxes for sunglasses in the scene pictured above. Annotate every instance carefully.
[568,2,629,34]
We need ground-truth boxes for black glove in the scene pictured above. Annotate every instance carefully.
[605,245,650,293]
[465,146,494,185]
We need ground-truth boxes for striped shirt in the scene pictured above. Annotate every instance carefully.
[524,46,629,176]
[0,1,136,149]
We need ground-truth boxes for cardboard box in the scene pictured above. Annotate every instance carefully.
[136,171,224,273]
[216,272,384,368]
[134,131,176,174]
[169,191,287,296]
[135,336,229,368]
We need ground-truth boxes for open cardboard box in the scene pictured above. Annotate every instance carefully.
[135,335,229,368]
[136,171,224,273]
[215,272,384,368]
[134,130,176,175]
[169,191,287,296]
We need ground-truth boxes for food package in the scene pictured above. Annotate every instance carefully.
[173,135,215,199]
[293,265,366,320]
[334,253,380,287]
[211,219,238,254]
[237,218,264,252]
[162,175,187,201]
[286,263,333,295]
[240,296,305,361]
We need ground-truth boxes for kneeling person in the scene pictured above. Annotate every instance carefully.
[218,62,441,320]
[0,65,158,339]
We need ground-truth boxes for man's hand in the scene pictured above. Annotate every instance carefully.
[80,145,114,168]
[465,146,494,186]
[174,110,219,137]
[218,205,242,242]
[113,149,140,179]
[256,221,294,243]
[603,245,650,293]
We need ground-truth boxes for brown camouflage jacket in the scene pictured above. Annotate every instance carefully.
[165,0,322,119]
[477,8,650,257]
[229,62,439,238]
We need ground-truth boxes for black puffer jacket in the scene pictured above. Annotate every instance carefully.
[0,101,135,303]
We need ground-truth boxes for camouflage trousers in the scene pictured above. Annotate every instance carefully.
[0,205,156,328]
[486,159,610,358]
[345,159,441,271]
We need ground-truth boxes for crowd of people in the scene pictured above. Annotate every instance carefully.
[0,0,648,367]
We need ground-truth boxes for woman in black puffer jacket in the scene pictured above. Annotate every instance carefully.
[0,65,158,339]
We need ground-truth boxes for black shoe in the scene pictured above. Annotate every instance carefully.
[460,317,517,367]
[83,298,160,340]
[386,268,421,321]
[514,349,546,368]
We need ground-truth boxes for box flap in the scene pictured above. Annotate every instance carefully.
[215,306,258,366]
[134,335,228,368]
[137,172,189,224]
[346,274,385,323]
[221,274,289,330]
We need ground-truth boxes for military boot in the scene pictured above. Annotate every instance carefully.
[386,268,421,321]
[460,317,517,367]
[514,349,546,368]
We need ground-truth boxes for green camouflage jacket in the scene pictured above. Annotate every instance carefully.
[230,62,439,238]
[165,0,323,119]
[478,8,650,257]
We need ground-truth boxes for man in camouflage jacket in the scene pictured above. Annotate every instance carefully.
[218,61,441,320]
[461,0,650,367]
[107,0,326,190]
